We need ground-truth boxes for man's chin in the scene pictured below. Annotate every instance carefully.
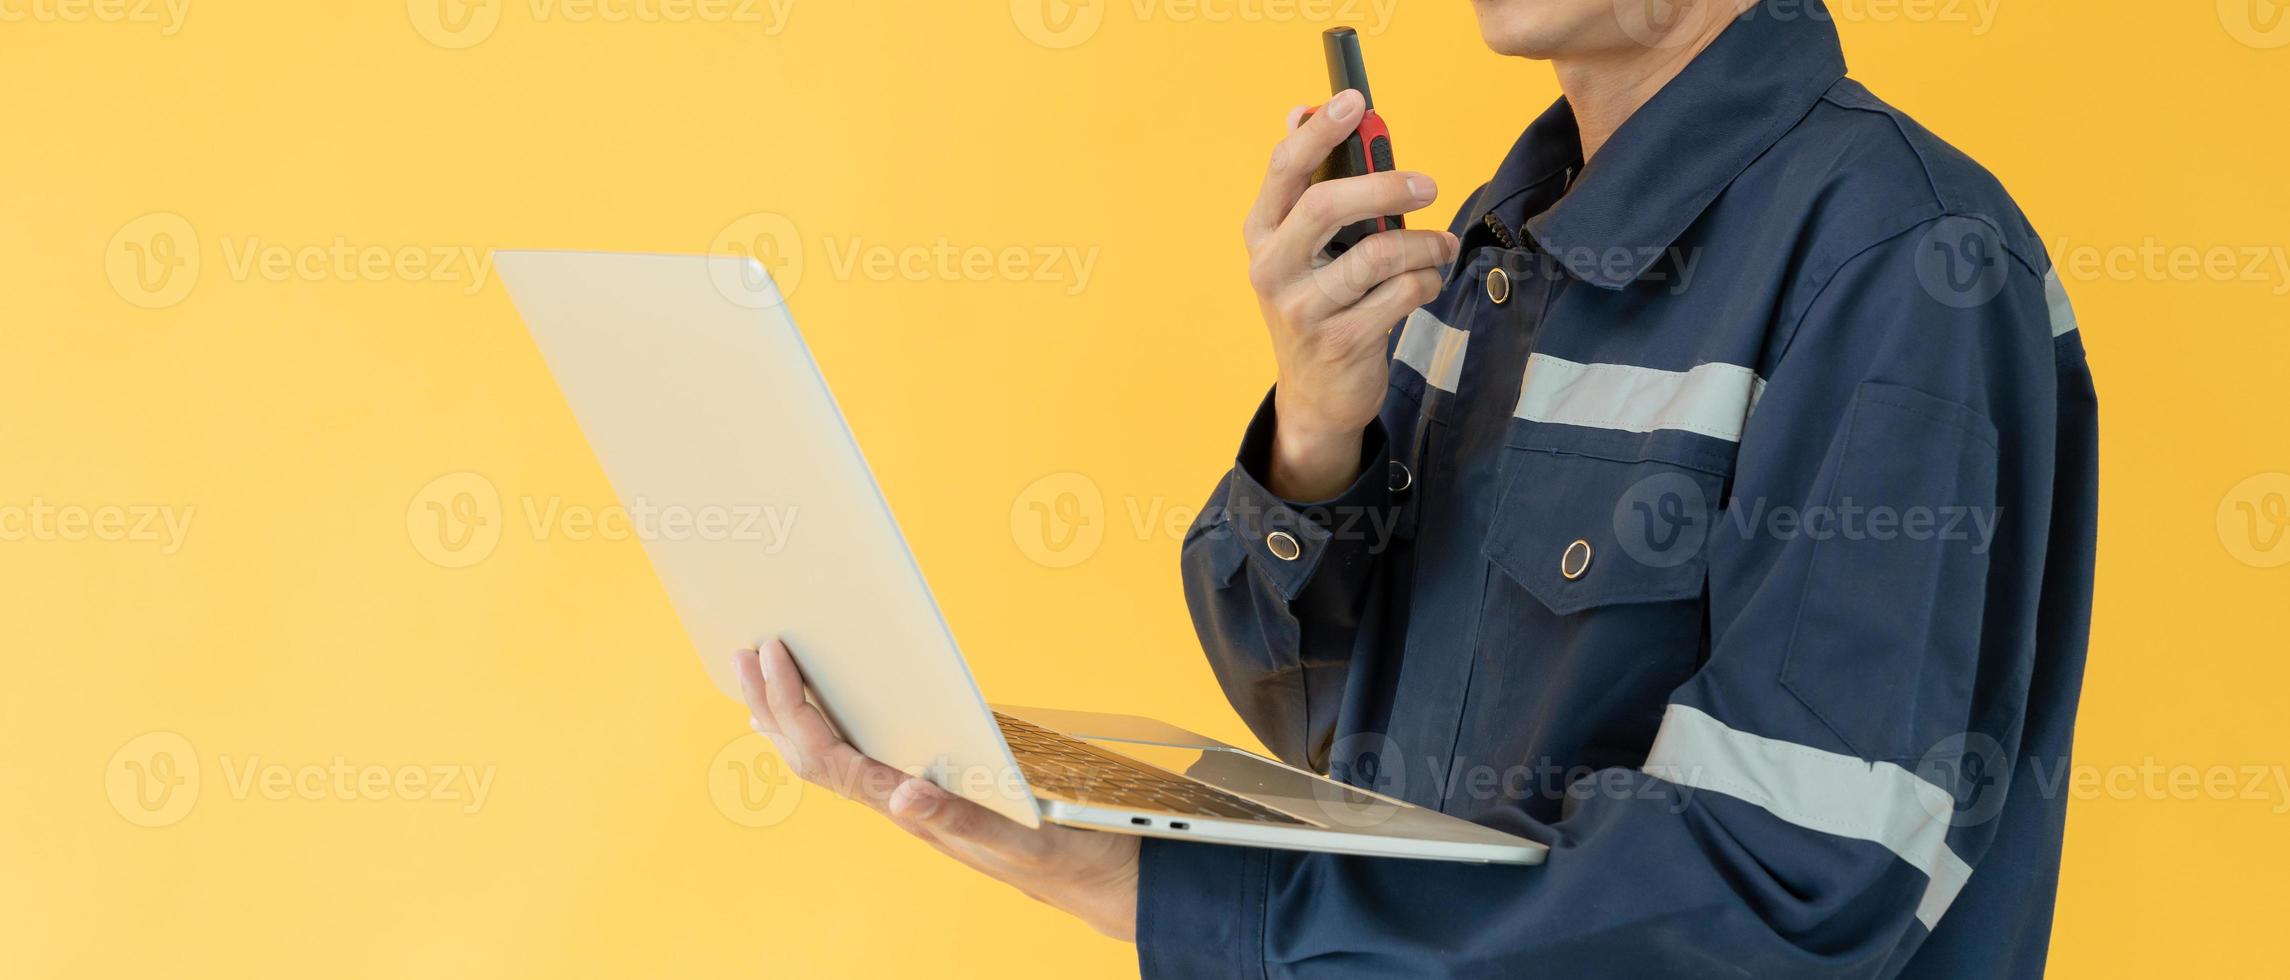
[1473,7,1594,60]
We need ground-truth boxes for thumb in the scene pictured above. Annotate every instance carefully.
[888,777,1038,854]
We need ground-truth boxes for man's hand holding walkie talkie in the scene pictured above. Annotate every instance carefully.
[1247,28,1459,503]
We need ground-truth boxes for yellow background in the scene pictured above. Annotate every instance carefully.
[5,1,2286,976]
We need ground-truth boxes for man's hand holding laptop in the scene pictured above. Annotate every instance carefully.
[735,641,1143,941]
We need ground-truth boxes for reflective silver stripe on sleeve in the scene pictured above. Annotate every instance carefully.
[1642,704,1975,931]
[1514,355,1766,443]
[1394,308,1468,393]
[2043,267,2078,338]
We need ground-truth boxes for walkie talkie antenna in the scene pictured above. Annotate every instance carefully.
[1323,26,1373,107]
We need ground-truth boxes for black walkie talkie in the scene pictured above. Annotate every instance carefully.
[1303,27,1401,257]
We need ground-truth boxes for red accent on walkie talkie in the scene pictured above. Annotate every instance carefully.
[1352,110,1398,234]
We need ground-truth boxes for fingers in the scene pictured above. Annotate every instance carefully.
[1244,89,1367,249]
[888,776,1048,861]
[1336,266,1447,338]
[1262,170,1440,272]
[729,643,1059,876]
[755,639,866,798]
[1305,229,1458,314]
[739,640,905,812]
[732,647,787,748]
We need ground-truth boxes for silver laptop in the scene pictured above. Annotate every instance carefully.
[495,250,1544,864]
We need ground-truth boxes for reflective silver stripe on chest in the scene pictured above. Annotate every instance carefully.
[1394,308,1468,393]
[1514,354,1767,443]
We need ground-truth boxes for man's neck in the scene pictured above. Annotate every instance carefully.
[1554,4,1747,163]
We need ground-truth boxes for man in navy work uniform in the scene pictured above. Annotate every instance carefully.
[732,0,2101,976]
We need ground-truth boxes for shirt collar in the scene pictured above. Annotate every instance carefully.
[1475,0,1849,290]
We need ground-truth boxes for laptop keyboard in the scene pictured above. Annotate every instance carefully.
[994,712,1309,825]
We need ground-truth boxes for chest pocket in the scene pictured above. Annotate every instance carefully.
[1481,426,1732,616]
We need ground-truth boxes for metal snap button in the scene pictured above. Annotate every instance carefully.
[1387,460,1412,493]
[1266,529,1302,561]
[1560,539,1592,580]
[1485,266,1511,305]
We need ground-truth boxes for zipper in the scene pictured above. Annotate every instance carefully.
[1482,166,1572,251]
[1481,211,1520,250]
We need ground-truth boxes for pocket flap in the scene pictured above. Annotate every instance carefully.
[1482,449,1724,616]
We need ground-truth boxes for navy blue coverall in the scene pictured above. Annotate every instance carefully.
[1139,3,2100,977]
